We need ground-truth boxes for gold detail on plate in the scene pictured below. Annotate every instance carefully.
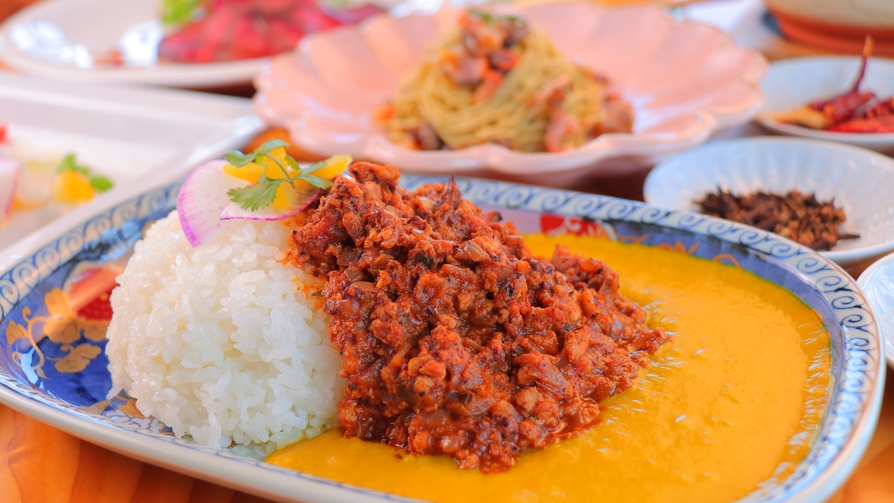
[118,398,147,419]
[5,319,28,345]
[656,241,700,255]
[43,288,82,344]
[712,254,742,268]
[4,288,109,378]
[53,343,102,373]
[619,234,650,245]
[83,399,111,415]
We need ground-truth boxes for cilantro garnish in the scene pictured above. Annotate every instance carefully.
[89,176,114,192]
[57,154,89,175]
[224,140,338,212]
[468,9,518,24]
[57,154,114,193]
[161,0,205,26]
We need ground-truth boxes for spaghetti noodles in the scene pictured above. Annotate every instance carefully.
[381,10,632,153]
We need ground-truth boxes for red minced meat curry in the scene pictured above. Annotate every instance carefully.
[290,162,669,472]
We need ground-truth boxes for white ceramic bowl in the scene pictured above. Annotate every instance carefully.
[758,57,894,153]
[858,252,894,368]
[253,2,766,186]
[643,137,894,268]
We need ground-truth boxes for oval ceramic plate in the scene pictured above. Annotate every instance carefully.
[858,252,894,369]
[0,0,271,88]
[0,0,400,88]
[757,57,894,153]
[643,137,894,268]
[253,2,766,186]
[0,168,883,502]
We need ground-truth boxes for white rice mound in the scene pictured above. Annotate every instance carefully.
[105,210,344,454]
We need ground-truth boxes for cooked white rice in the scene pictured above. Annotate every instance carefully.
[105,211,344,453]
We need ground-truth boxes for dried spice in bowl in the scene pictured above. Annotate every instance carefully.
[695,189,859,251]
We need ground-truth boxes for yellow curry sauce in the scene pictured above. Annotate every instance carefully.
[268,235,831,503]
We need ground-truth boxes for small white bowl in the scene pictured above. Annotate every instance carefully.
[758,57,894,153]
[858,252,894,369]
[643,137,894,268]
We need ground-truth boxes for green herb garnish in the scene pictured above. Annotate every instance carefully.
[161,0,205,26]
[224,140,339,212]
[89,176,114,192]
[469,9,493,22]
[468,9,518,25]
[57,154,89,176]
[57,154,114,193]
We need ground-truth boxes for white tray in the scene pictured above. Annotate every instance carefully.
[0,72,264,251]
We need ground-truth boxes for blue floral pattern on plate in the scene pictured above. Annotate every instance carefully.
[0,174,883,503]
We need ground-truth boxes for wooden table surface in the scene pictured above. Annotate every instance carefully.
[1,0,894,502]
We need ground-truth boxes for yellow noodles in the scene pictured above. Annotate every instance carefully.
[386,24,623,152]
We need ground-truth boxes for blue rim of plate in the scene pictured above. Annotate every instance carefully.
[0,173,884,503]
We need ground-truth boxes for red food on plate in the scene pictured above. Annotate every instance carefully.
[764,37,894,133]
[158,0,382,64]
[291,162,669,472]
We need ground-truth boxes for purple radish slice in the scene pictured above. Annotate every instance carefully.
[0,155,21,220]
[219,185,319,221]
[176,160,246,247]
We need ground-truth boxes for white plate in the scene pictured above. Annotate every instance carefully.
[757,57,894,153]
[643,137,894,268]
[858,252,894,369]
[254,2,766,187]
[0,0,424,88]
[0,72,263,250]
[0,0,272,88]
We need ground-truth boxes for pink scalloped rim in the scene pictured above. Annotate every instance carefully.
[253,2,766,182]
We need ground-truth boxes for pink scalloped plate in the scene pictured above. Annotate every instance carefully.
[253,2,766,185]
